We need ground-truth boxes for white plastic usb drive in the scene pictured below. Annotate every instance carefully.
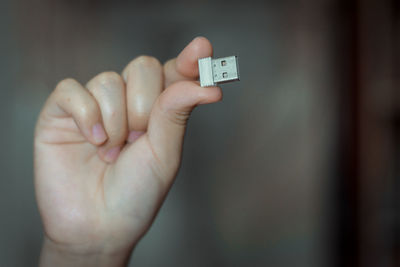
[198,56,240,87]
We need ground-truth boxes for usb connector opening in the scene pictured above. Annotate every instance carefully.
[198,56,240,87]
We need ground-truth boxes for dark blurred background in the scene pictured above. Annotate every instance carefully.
[0,0,399,266]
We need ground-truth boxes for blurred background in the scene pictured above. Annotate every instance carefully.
[0,0,399,266]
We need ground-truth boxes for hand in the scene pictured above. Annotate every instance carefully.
[34,37,222,267]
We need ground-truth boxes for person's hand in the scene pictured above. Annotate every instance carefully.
[34,37,222,267]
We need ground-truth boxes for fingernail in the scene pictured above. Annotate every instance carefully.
[92,123,107,144]
[127,131,145,143]
[104,147,121,163]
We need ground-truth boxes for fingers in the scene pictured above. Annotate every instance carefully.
[86,72,128,163]
[147,81,222,173]
[40,78,107,145]
[39,37,214,166]
[120,37,212,141]
[122,55,163,140]
[164,36,213,87]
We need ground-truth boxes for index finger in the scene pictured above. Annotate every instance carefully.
[163,36,213,87]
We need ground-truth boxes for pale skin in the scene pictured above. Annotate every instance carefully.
[34,37,222,266]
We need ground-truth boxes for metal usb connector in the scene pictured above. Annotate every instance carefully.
[198,56,240,87]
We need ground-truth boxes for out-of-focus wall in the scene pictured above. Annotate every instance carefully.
[0,0,338,266]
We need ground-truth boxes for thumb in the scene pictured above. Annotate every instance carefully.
[147,80,222,171]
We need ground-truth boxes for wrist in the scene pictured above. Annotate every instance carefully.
[39,236,133,267]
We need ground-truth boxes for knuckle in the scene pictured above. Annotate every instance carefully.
[168,110,190,127]
[87,72,124,93]
[96,71,123,88]
[157,97,190,127]
[131,55,162,69]
[124,56,162,80]
[55,78,77,92]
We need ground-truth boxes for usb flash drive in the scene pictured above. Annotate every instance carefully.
[198,56,240,87]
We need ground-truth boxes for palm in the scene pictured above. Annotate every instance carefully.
[34,38,220,260]
[35,115,168,251]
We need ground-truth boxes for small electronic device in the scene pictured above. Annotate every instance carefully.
[198,56,240,87]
